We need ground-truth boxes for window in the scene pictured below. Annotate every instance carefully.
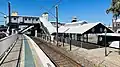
[77,35,81,41]
[118,24,119,26]
[118,31,120,33]
[25,18,27,21]
[14,18,16,20]
[114,23,116,27]
[99,37,102,41]
[32,18,34,21]
[92,28,95,32]
[72,34,74,40]
[29,18,31,20]
[100,28,103,32]
[36,18,39,21]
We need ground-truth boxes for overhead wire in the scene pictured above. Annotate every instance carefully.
[35,0,62,19]
[48,0,62,12]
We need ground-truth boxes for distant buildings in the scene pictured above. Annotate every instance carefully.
[112,18,120,32]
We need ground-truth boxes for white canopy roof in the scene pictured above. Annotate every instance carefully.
[58,22,101,34]
[66,23,99,34]
[58,26,70,33]
[58,21,86,33]
[39,17,56,34]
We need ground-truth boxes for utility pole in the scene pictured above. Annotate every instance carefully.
[8,1,12,35]
[56,5,59,46]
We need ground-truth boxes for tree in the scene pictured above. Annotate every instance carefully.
[107,0,120,55]
[106,0,120,31]
[106,0,120,19]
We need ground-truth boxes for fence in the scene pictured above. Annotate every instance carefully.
[37,34,109,67]
[37,34,52,42]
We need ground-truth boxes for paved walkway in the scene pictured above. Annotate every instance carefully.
[58,41,120,67]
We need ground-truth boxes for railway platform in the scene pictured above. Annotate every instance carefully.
[1,34,120,67]
[0,34,55,67]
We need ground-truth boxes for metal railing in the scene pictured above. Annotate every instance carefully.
[37,34,51,42]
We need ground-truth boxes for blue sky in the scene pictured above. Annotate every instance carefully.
[0,0,113,25]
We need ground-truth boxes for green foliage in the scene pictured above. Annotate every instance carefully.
[106,0,120,19]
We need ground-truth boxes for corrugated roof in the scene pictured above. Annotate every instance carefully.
[58,21,84,33]
[58,23,80,33]
[65,23,99,34]
[57,21,114,35]
[58,26,69,33]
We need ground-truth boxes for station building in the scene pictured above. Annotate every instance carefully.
[53,17,114,45]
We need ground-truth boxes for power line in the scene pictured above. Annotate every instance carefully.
[40,0,62,20]
[0,21,4,22]
[40,6,56,18]
[32,0,56,19]
[0,16,5,17]
[0,12,6,16]
[48,0,62,12]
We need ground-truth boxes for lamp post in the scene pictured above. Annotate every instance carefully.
[104,28,107,56]
[119,41,120,55]
[63,33,65,46]
[69,33,72,51]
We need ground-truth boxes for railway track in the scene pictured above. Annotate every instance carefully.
[32,37,81,67]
